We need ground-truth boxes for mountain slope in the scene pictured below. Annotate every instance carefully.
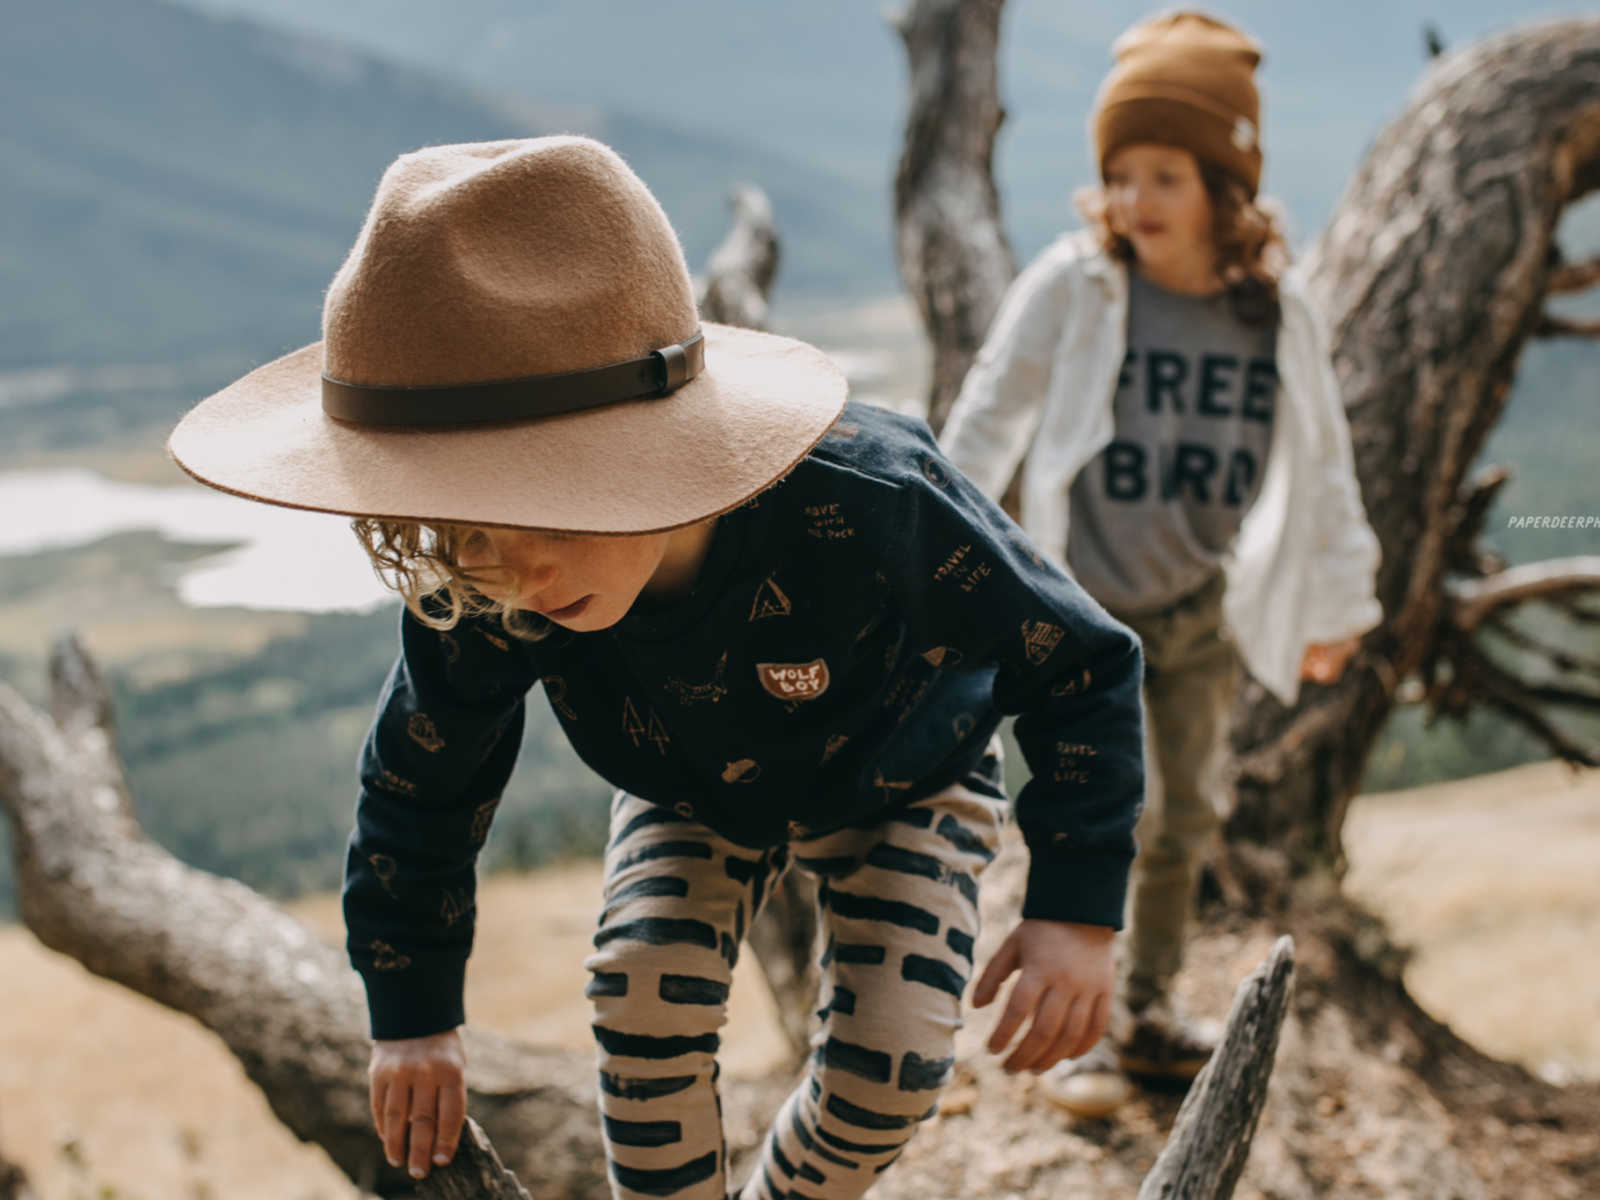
[0,0,890,367]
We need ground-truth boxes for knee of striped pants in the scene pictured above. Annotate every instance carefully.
[736,1013,957,1200]
[587,941,734,1200]
[738,1065,945,1200]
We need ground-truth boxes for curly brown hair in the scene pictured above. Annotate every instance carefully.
[351,517,551,640]
[1074,161,1291,326]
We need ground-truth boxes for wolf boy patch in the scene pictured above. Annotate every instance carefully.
[757,659,831,702]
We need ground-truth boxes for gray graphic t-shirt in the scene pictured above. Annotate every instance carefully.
[1066,269,1279,616]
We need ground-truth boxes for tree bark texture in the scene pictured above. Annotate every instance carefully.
[697,184,780,331]
[891,0,1017,433]
[1138,937,1296,1200]
[0,637,787,1198]
[1225,19,1600,882]
[417,1119,531,1200]
[884,13,1599,1190]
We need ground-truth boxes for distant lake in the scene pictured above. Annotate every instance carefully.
[0,468,393,613]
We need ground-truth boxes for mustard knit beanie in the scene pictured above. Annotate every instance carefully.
[1092,10,1264,196]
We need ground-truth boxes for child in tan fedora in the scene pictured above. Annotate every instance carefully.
[171,135,1147,1198]
[941,11,1382,1118]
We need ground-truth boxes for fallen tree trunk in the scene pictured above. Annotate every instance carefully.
[9,638,1596,1196]
[0,636,786,1198]
[3,635,1298,1199]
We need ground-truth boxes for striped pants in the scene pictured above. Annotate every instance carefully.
[585,752,1005,1200]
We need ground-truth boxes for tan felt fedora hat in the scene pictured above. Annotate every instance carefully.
[169,136,847,534]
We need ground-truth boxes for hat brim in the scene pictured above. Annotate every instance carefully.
[169,323,848,535]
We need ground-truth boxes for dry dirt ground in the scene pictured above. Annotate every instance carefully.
[1,761,1596,1199]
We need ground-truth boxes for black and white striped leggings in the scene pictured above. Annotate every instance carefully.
[584,753,1006,1200]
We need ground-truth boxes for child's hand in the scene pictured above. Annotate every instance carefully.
[972,918,1114,1074]
[369,1028,467,1180]
[1299,637,1361,683]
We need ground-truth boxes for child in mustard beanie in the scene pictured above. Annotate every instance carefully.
[941,9,1382,1117]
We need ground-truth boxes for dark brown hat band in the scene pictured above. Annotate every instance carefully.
[321,331,705,427]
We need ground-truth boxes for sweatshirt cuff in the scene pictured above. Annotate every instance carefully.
[358,955,468,1041]
[1020,841,1133,930]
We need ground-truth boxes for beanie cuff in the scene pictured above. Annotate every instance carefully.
[1095,95,1262,196]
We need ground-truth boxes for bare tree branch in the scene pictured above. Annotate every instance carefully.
[697,185,780,331]
[1444,465,1512,576]
[1533,312,1600,338]
[1547,254,1600,295]
[1484,612,1600,676]
[1450,556,1600,631]
[1432,631,1600,765]
[1138,938,1296,1200]
[890,0,1016,433]
[1548,593,1600,625]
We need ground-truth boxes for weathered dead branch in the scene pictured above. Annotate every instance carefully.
[1138,937,1296,1200]
[890,0,1016,433]
[697,184,780,331]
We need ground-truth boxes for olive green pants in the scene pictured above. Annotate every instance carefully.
[1106,571,1239,1014]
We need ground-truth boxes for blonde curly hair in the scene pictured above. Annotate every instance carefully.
[352,518,551,640]
[1074,160,1292,326]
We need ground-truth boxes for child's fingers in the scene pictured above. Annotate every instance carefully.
[1083,991,1111,1056]
[381,1079,412,1168]
[1031,993,1088,1075]
[972,937,1020,1009]
[406,1086,439,1180]
[434,1079,468,1167]
[370,1075,387,1136]
[1050,991,1096,1068]
[1002,987,1071,1073]
[985,975,1042,1055]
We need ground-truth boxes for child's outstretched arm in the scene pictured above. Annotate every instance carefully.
[345,607,540,1179]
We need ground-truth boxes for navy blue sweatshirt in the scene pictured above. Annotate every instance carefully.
[345,402,1145,1038]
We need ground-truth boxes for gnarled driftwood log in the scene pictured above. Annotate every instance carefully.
[1227,17,1600,882]
[0,636,792,1198]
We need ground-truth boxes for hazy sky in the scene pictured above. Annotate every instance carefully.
[177,0,1595,255]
